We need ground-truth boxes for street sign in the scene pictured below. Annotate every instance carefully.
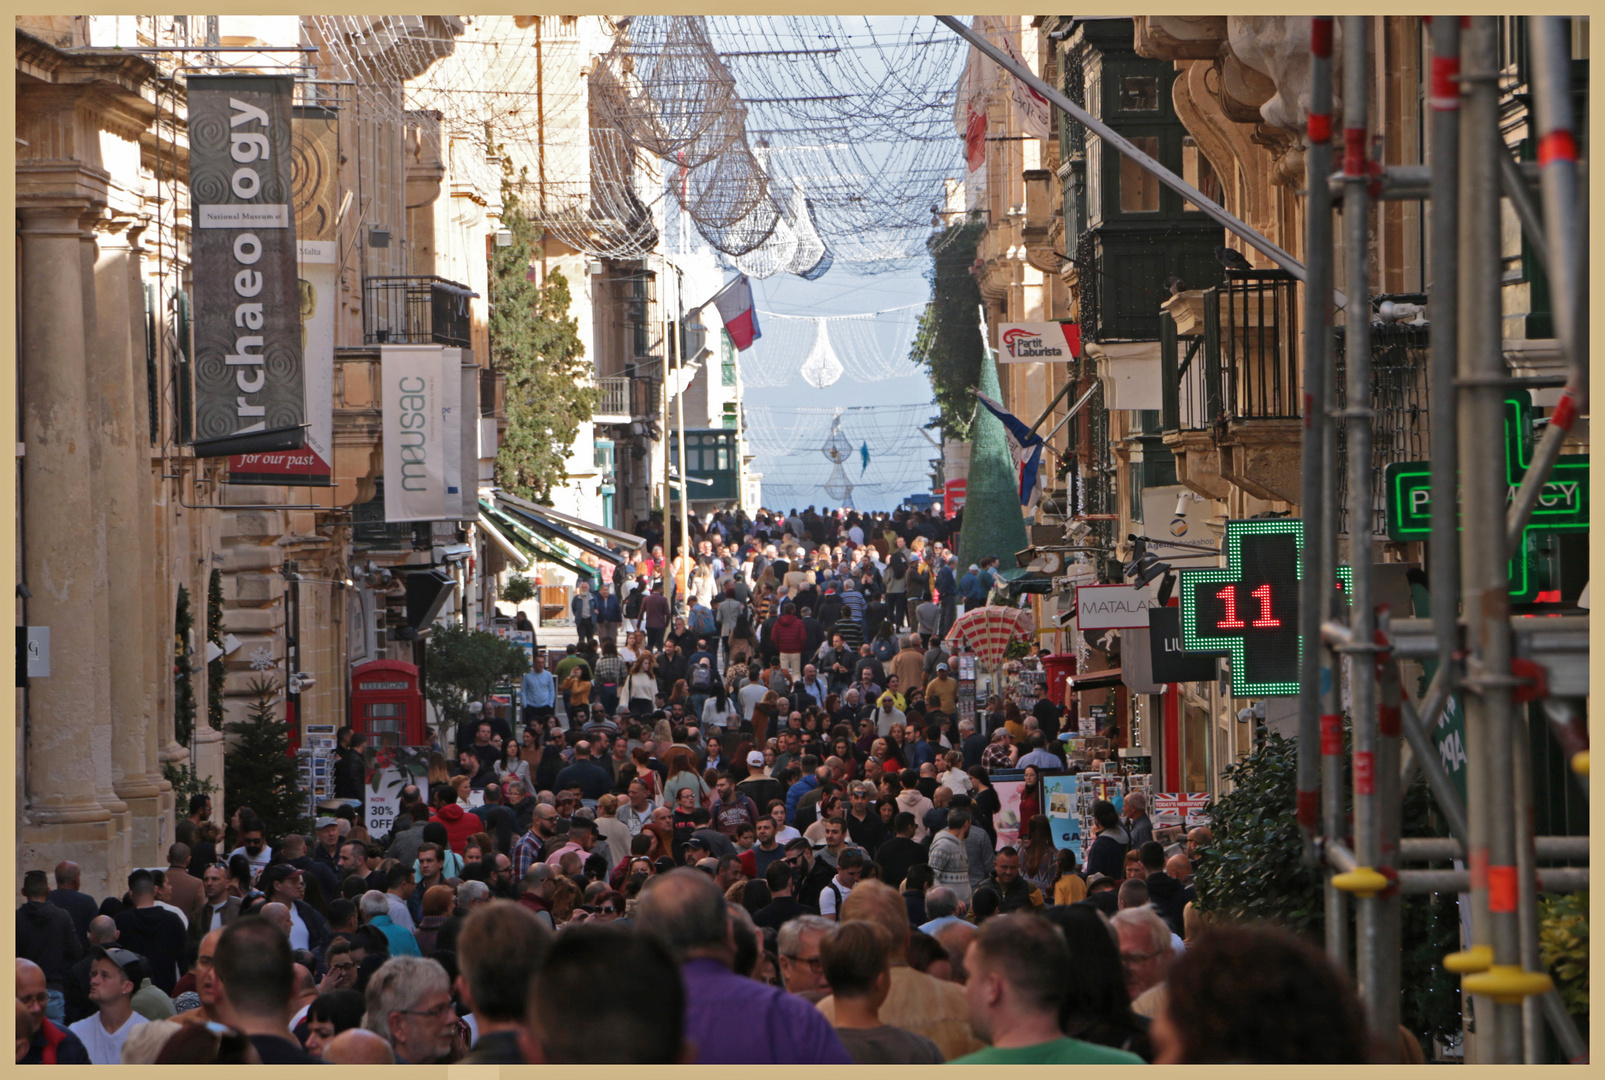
[1383,391,1587,602]
[1178,519,1352,698]
[1075,583,1160,629]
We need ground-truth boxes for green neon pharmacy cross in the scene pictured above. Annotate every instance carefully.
[1382,390,1588,603]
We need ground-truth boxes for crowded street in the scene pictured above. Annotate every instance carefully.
[14,13,1590,1067]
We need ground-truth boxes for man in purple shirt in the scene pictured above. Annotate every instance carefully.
[635,869,852,1065]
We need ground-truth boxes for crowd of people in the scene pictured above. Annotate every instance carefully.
[14,504,1391,1063]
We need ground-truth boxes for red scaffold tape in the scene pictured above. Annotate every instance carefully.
[1539,129,1578,166]
[1378,703,1401,738]
[1343,128,1366,177]
[1551,391,1578,432]
[1321,714,1343,756]
[1354,751,1375,796]
[1430,56,1460,112]
[1297,789,1319,831]
[1488,865,1518,913]
[1311,17,1334,58]
[1308,112,1332,144]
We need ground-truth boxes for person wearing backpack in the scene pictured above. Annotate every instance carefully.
[688,597,717,640]
[623,576,647,632]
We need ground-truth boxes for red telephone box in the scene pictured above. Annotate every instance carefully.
[1041,653,1078,708]
[350,660,425,747]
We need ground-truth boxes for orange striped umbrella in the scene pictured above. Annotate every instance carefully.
[943,604,1036,667]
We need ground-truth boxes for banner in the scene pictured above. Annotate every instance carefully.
[1042,773,1084,861]
[364,745,430,841]
[189,75,305,457]
[229,106,338,484]
[1152,792,1211,830]
[992,777,1027,851]
[996,322,1081,363]
[382,345,451,521]
[987,17,1052,141]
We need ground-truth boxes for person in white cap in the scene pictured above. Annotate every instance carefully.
[737,750,785,813]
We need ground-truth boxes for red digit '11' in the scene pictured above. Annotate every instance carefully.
[1214,584,1280,630]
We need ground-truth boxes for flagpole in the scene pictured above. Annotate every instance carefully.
[672,262,692,605]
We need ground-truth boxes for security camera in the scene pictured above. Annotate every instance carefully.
[1174,493,1192,518]
[289,672,317,694]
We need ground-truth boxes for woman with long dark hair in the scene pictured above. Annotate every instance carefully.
[625,654,657,718]
[1020,813,1060,894]
[1042,903,1154,1061]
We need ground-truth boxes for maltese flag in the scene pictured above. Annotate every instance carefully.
[712,274,761,351]
[975,390,1046,513]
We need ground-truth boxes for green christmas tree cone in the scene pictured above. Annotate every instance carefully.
[957,350,1029,570]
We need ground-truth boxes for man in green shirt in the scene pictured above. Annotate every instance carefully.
[951,915,1143,1065]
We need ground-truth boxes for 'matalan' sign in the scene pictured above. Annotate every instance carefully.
[1074,583,1158,629]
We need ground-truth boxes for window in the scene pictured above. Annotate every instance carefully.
[1182,137,1221,213]
[1120,75,1160,112]
[1120,136,1161,213]
[721,330,737,386]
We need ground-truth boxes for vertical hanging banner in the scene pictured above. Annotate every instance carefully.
[440,347,464,515]
[230,106,338,484]
[382,345,455,522]
[189,75,306,457]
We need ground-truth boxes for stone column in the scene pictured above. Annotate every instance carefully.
[91,217,166,863]
[16,204,123,898]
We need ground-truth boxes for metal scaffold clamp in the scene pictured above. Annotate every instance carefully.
[1329,866,1389,898]
[1461,966,1555,1005]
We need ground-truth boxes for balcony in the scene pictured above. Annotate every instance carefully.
[363,275,475,349]
[1333,318,1431,536]
[1158,270,1302,502]
[592,374,660,425]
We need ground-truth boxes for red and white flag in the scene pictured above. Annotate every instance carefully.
[712,274,761,351]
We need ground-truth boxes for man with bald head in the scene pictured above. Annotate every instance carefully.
[1165,851,1193,885]
[930,920,977,984]
[634,868,851,1064]
[322,1026,395,1063]
[812,879,980,1061]
[17,958,90,1063]
[47,861,99,947]
[259,902,293,939]
[62,915,118,1024]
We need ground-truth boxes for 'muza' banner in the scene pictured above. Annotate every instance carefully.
[382,345,464,522]
[188,75,305,457]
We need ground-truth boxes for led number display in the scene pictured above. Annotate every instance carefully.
[1178,519,1351,698]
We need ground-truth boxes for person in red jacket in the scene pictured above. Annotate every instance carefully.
[772,601,809,679]
[430,802,481,855]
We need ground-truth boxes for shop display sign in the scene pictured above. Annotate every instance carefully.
[1178,519,1352,698]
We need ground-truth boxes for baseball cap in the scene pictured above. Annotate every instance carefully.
[89,946,147,988]
[684,836,712,852]
[936,662,949,672]
[315,817,339,830]
[746,751,765,768]
[1086,872,1118,891]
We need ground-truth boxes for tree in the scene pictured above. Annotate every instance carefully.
[501,573,537,605]
[207,569,225,731]
[1194,728,1463,1058]
[490,184,596,502]
[223,678,308,842]
[174,584,196,748]
[423,623,531,734]
[909,216,987,440]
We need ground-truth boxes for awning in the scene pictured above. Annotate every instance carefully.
[476,513,532,570]
[491,494,642,552]
[489,495,628,566]
[481,504,600,583]
[1067,668,1123,691]
[500,491,645,548]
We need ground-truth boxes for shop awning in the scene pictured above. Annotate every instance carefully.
[500,491,645,548]
[481,504,599,583]
[1067,668,1123,691]
[489,495,628,566]
[476,513,532,570]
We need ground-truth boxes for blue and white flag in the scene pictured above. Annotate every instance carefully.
[974,391,1045,513]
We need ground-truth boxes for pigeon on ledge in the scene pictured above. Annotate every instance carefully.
[1213,245,1253,271]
